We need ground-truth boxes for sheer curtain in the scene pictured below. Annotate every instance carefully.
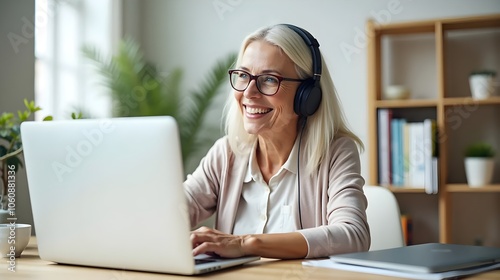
[35,0,121,120]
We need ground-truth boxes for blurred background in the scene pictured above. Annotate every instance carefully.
[1,0,499,244]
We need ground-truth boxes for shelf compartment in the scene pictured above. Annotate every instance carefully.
[444,105,500,186]
[444,26,500,99]
[381,33,437,101]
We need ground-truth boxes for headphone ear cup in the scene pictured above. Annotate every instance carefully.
[294,79,322,118]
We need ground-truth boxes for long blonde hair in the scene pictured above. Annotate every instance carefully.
[224,24,363,175]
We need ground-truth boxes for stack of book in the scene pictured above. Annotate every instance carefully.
[377,109,438,194]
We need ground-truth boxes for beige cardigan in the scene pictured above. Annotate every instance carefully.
[184,136,370,258]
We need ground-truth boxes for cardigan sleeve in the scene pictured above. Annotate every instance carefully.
[183,137,229,227]
[298,137,370,258]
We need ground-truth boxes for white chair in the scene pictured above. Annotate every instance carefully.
[364,186,405,251]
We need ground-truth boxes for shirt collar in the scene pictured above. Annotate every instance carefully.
[243,138,299,183]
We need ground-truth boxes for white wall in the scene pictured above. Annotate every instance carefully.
[0,0,36,228]
[126,0,500,181]
[0,0,35,110]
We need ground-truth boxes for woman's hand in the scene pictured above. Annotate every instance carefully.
[191,227,308,259]
[191,226,250,258]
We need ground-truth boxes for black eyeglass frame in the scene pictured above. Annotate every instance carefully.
[228,69,305,96]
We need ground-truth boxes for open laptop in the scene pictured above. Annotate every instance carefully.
[329,243,500,273]
[21,116,259,275]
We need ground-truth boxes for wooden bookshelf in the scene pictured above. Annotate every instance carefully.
[446,184,500,193]
[367,14,500,245]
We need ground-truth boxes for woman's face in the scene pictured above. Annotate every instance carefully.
[235,40,300,137]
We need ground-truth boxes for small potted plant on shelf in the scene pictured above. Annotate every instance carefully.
[469,70,497,100]
[464,142,496,187]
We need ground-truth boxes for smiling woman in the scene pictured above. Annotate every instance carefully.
[231,40,302,140]
[184,24,368,260]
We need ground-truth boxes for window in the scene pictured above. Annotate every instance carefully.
[35,0,121,120]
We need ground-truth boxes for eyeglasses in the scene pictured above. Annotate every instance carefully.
[228,69,305,96]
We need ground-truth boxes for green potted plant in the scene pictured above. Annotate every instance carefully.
[469,70,497,100]
[0,100,53,222]
[464,142,496,187]
[82,38,236,173]
[0,101,82,223]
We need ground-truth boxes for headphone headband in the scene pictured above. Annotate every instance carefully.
[282,24,322,81]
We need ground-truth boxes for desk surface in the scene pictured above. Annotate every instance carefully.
[2,237,500,279]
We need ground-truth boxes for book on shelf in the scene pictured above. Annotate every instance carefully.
[402,122,410,187]
[409,122,425,188]
[378,115,439,192]
[432,157,438,194]
[391,118,400,185]
[377,109,392,186]
[391,118,406,186]
[400,214,413,246]
[423,119,438,194]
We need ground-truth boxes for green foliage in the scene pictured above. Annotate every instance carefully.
[71,112,83,120]
[465,142,495,158]
[82,38,236,170]
[0,99,41,161]
[0,101,80,203]
[0,100,46,203]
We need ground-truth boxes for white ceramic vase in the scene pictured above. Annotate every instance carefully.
[469,75,495,100]
[464,158,494,187]
[384,85,410,100]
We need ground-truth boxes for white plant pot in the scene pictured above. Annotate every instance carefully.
[464,157,494,187]
[469,75,495,100]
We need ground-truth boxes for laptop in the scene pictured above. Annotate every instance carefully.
[329,243,500,273]
[21,116,259,275]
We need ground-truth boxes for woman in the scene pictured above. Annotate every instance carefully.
[185,24,370,259]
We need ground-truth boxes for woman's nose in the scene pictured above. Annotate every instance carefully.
[243,79,261,98]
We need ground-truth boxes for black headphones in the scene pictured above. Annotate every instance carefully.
[283,24,322,118]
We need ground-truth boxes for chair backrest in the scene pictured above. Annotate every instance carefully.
[364,186,405,251]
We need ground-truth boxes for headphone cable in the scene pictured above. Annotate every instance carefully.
[297,117,307,230]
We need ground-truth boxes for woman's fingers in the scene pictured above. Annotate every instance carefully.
[190,228,245,258]
[191,230,216,247]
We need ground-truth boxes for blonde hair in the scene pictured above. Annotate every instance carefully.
[224,24,363,175]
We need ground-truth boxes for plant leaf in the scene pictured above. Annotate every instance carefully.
[180,52,236,163]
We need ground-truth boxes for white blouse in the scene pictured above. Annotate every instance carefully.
[232,140,300,235]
